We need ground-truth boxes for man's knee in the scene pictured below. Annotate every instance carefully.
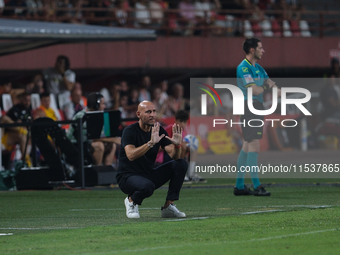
[175,158,188,172]
[142,182,156,197]
[92,141,104,152]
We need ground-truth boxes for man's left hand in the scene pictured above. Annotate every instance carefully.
[165,124,183,146]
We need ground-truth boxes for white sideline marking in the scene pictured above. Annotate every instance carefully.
[0,227,81,230]
[86,228,336,254]
[242,229,337,243]
[255,205,335,208]
[69,208,159,211]
[241,210,284,215]
[164,217,209,222]
[0,233,13,236]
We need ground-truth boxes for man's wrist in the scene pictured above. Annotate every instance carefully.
[174,144,181,149]
[263,84,270,91]
[147,141,154,148]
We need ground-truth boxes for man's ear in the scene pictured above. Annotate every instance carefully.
[136,111,140,118]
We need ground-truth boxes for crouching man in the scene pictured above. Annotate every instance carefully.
[116,101,187,218]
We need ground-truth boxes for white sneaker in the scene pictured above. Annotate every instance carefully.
[124,197,140,219]
[161,204,186,218]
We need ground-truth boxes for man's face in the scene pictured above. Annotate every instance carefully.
[142,76,151,89]
[176,120,187,130]
[98,98,105,111]
[71,89,82,104]
[254,42,265,60]
[174,86,183,98]
[21,95,31,109]
[41,96,50,109]
[55,58,65,70]
[137,103,157,126]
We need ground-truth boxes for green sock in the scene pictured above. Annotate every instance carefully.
[247,152,261,189]
[236,149,247,189]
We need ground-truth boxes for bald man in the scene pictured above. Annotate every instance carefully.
[116,101,188,219]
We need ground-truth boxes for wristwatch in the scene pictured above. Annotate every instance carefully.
[147,142,153,148]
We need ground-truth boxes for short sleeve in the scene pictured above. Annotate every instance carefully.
[121,126,136,148]
[260,66,269,79]
[65,70,76,83]
[237,66,255,89]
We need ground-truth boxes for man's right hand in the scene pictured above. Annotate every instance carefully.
[149,122,165,146]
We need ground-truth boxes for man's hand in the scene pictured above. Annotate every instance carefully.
[277,87,281,97]
[265,79,276,89]
[165,124,183,146]
[149,122,165,146]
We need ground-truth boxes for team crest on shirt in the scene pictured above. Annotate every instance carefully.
[243,74,254,83]
[242,67,248,72]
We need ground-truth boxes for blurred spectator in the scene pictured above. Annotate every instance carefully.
[276,0,301,20]
[0,0,4,13]
[327,58,340,79]
[74,82,87,106]
[43,55,75,95]
[33,92,58,120]
[42,55,76,106]
[164,83,188,117]
[320,80,340,120]
[325,58,340,101]
[194,0,220,25]
[43,0,58,21]
[151,86,166,118]
[158,79,169,105]
[194,0,221,35]
[3,0,28,17]
[134,0,151,27]
[86,0,110,26]
[1,92,32,166]
[138,75,151,102]
[0,79,12,111]
[100,83,121,110]
[10,83,26,106]
[69,0,85,24]
[149,0,167,26]
[178,0,196,35]
[111,0,129,27]
[57,0,74,21]
[126,87,139,117]
[120,80,129,93]
[26,0,43,17]
[26,74,45,94]
[63,87,86,120]
[118,92,129,119]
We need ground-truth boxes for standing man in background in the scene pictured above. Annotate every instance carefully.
[42,55,76,106]
[234,38,281,196]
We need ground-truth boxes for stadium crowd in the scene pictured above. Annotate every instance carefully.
[0,0,305,36]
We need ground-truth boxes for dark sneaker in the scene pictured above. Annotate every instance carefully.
[183,176,192,185]
[191,176,207,184]
[253,185,271,196]
[234,185,254,196]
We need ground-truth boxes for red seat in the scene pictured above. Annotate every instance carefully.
[271,20,282,37]
[290,20,301,36]
[252,22,262,37]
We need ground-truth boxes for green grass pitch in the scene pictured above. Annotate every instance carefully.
[0,179,339,254]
